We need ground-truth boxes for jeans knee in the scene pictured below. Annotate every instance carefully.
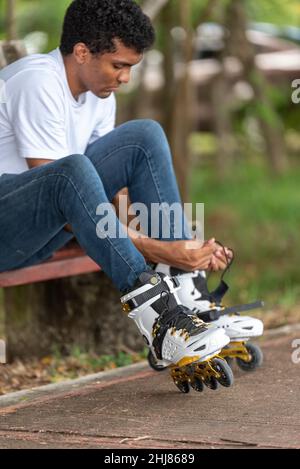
[138,119,166,144]
[55,154,96,180]
[143,120,173,169]
[124,119,172,168]
[122,119,165,144]
[139,118,164,134]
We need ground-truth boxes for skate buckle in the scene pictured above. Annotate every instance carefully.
[152,323,161,337]
[122,302,131,313]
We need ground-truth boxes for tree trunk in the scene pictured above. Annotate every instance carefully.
[161,0,194,201]
[6,0,17,41]
[210,69,236,178]
[225,0,288,174]
[142,0,170,21]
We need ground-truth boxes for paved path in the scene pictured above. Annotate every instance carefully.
[0,331,299,449]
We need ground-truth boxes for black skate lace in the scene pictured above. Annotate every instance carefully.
[152,302,208,359]
[189,241,235,313]
[204,240,234,290]
[153,297,207,342]
[216,240,234,282]
[169,307,207,339]
[191,241,234,298]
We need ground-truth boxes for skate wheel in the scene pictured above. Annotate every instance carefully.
[236,343,263,371]
[191,377,204,393]
[174,380,190,394]
[147,351,168,372]
[212,358,234,387]
[203,376,219,390]
[225,357,234,369]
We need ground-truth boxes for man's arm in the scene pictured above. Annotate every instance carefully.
[26,158,54,169]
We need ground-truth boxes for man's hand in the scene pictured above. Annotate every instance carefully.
[132,234,233,272]
[204,239,233,272]
[133,236,220,272]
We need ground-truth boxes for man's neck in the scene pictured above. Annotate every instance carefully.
[62,55,87,100]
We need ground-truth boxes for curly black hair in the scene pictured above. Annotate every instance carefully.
[60,0,155,56]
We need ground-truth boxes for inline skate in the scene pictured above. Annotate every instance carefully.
[152,257,264,374]
[121,270,234,393]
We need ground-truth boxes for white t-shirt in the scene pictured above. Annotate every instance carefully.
[0,48,116,176]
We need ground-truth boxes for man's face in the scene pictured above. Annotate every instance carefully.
[78,40,143,98]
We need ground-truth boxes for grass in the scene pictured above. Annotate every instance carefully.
[0,346,149,395]
[189,136,300,323]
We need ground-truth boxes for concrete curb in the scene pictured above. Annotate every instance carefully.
[0,361,149,408]
[263,322,300,338]
[1,322,300,408]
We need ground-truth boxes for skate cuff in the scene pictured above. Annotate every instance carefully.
[121,276,180,313]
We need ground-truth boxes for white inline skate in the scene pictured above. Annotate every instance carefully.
[121,270,234,393]
[152,261,264,376]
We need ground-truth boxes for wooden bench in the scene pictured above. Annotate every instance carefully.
[0,241,101,288]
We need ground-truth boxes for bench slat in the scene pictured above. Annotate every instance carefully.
[0,255,101,287]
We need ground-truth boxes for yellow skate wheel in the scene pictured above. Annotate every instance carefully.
[191,377,204,393]
[174,380,190,394]
[204,376,219,390]
[147,351,168,372]
[212,358,234,387]
[236,343,263,372]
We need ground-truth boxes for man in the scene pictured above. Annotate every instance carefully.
[0,0,234,389]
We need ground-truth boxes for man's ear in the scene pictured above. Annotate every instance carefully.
[73,43,91,65]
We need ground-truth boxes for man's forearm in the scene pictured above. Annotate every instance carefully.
[125,226,163,262]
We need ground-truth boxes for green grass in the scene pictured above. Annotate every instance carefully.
[40,346,148,384]
[189,148,300,311]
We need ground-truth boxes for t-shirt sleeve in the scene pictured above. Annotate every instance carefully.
[6,70,69,160]
[88,93,116,145]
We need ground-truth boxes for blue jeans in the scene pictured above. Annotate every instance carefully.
[0,120,190,292]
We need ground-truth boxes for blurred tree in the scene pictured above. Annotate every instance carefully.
[226,0,289,174]
[142,0,169,20]
[161,0,194,201]
[6,0,17,40]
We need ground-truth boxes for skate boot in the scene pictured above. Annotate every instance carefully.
[121,270,234,393]
[154,262,264,373]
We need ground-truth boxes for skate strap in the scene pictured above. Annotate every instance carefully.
[210,280,229,303]
[219,300,264,316]
[198,300,264,322]
[123,277,180,312]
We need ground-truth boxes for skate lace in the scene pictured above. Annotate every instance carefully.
[169,309,207,341]
[213,240,234,282]
[191,241,235,311]
[155,291,207,341]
